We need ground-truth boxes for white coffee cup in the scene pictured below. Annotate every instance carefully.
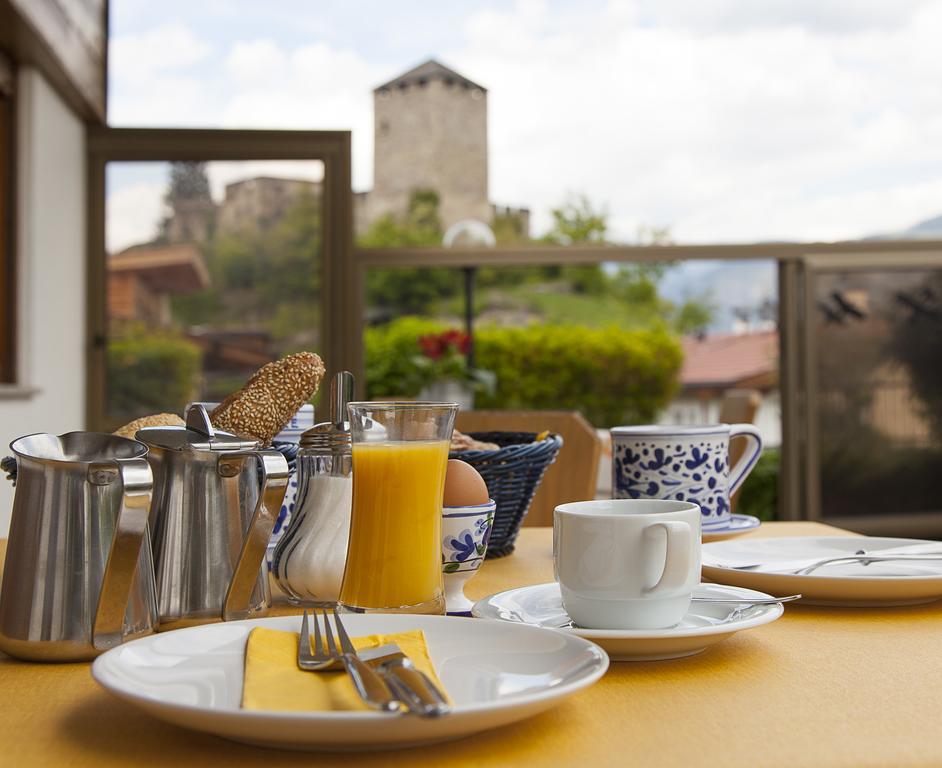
[554,499,701,630]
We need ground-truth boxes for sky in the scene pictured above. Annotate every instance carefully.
[107,0,942,249]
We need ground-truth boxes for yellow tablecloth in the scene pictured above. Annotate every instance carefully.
[2,522,942,767]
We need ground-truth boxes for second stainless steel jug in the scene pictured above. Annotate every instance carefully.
[138,405,289,629]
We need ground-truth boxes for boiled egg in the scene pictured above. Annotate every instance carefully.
[443,459,490,507]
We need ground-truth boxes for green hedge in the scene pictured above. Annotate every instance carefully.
[365,317,682,426]
[736,448,779,521]
[107,327,202,425]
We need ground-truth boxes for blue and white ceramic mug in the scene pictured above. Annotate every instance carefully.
[611,424,762,532]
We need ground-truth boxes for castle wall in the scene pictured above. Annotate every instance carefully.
[369,79,491,231]
[217,177,321,236]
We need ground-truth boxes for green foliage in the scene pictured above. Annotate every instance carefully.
[542,194,608,245]
[365,317,682,426]
[736,448,779,521]
[171,191,321,351]
[359,188,444,248]
[359,189,462,318]
[474,324,681,425]
[365,317,443,398]
[107,326,202,424]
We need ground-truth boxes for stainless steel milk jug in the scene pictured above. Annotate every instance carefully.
[0,432,157,661]
[137,405,289,629]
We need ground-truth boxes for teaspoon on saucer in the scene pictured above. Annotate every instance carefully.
[510,595,801,629]
[689,594,802,604]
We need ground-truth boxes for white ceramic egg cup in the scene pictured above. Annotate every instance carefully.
[442,500,497,615]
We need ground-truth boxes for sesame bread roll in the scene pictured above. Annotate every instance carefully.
[210,351,326,445]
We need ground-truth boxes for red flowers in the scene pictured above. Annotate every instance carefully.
[418,330,471,360]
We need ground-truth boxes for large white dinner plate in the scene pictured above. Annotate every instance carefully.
[472,582,783,661]
[702,536,942,606]
[91,613,608,751]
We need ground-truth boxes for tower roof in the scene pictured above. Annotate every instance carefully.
[375,59,486,93]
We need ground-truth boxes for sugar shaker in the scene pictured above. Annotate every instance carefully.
[271,372,354,603]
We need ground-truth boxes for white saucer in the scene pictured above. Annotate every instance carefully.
[92,613,608,751]
[702,514,761,542]
[472,582,784,661]
[702,536,942,606]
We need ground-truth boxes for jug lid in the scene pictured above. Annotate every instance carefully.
[136,404,260,452]
[10,431,148,464]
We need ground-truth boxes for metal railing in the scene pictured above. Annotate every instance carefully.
[341,240,942,533]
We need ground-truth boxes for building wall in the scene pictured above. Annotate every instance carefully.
[0,69,86,535]
[661,391,782,448]
[217,177,321,236]
[368,79,491,231]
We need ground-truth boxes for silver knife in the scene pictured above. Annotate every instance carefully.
[364,643,450,718]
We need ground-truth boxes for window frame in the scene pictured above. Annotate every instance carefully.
[86,127,353,430]
[0,49,15,384]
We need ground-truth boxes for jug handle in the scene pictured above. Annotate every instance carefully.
[222,450,290,622]
[92,457,154,651]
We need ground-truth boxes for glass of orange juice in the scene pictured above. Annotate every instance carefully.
[339,401,458,614]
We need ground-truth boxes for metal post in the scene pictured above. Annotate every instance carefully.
[463,266,476,370]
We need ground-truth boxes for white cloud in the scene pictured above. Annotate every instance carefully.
[448,0,942,241]
[106,180,166,252]
[107,1,942,245]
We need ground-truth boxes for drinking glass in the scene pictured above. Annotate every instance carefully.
[339,401,458,614]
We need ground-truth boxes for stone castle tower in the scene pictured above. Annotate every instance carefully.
[357,59,526,236]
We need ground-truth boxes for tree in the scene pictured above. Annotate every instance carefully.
[159,161,215,243]
[171,190,321,350]
[543,194,608,245]
[541,194,610,293]
[359,189,462,318]
[166,161,212,202]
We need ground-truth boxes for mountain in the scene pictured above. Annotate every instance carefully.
[867,213,942,240]
[902,213,942,238]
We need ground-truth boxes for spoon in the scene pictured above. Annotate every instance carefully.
[503,594,802,629]
[690,594,802,604]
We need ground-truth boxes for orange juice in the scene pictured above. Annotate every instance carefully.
[339,440,450,611]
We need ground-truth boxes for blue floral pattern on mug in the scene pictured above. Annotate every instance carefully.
[611,427,758,532]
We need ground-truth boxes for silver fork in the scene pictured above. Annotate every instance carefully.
[297,608,401,713]
[793,554,942,575]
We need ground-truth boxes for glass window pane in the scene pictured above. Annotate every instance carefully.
[814,267,942,519]
[104,159,323,428]
[363,259,780,517]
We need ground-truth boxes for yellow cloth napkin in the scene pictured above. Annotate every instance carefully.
[241,627,447,712]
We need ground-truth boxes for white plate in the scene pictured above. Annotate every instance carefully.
[702,536,942,606]
[472,583,783,661]
[92,613,608,751]
[701,514,761,542]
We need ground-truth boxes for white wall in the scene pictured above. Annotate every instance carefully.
[0,68,86,535]
[661,392,782,448]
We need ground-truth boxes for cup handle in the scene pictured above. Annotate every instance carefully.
[92,458,153,651]
[727,424,763,496]
[643,521,693,595]
[221,450,289,622]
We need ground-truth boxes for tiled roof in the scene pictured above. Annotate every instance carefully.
[680,330,778,387]
[109,242,210,292]
[375,59,485,92]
